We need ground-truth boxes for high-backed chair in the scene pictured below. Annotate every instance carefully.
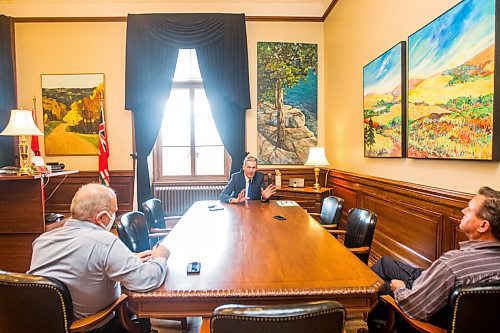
[0,269,140,333]
[117,211,153,252]
[309,196,344,234]
[201,300,346,333]
[330,208,377,264]
[116,211,187,332]
[142,198,181,234]
[379,282,500,333]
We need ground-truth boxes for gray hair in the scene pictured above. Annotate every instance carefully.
[243,155,258,166]
[70,183,116,222]
[478,186,500,241]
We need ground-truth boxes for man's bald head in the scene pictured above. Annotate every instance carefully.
[70,183,116,222]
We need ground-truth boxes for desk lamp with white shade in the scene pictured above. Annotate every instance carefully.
[0,109,44,175]
[304,146,331,190]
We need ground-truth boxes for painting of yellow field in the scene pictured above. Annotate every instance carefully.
[408,0,497,160]
[363,42,406,157]
[42,74,104,155]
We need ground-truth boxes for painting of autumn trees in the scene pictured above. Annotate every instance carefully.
[408,0,498,160]
[42,74,104,155]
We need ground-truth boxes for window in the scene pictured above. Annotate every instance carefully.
[153,49,229,182]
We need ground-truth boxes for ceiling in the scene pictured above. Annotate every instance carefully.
[0,0,336,18]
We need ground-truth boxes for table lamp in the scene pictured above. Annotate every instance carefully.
[304,147,330,190]
[0,109,44,175]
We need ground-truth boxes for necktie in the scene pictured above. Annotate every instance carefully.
[246,179,252,199]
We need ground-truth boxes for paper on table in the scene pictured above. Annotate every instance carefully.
[276,200,299,207]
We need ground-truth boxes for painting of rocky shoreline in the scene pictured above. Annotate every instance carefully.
[257,41,318,164]
[408,0,498,160]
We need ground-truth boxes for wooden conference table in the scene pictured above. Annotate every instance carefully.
[125,200,383,318]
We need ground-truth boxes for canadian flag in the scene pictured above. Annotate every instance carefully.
[31,97,41,156]
[98,92,110,186]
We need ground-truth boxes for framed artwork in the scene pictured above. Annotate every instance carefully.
[257,41,318,164]
[407,0,499,160]
[41,74,105,155]
[363,41,407,157]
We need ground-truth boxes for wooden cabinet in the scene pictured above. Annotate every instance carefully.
[0,171,77,273]
[274,186,332,213]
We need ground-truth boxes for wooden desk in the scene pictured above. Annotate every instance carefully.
[125,200,382,318]
[0,171,78,272]
[274,186,332,213]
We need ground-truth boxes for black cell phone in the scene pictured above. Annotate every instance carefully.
[273,215,286,221]
[187,262,201,274]
[209,205,224,211]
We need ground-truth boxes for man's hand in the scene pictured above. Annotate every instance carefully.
[261,184,277,200]
[151,244,170,260]
[135,250,153,262]
[390,279,406,292]
[230,189,247,204]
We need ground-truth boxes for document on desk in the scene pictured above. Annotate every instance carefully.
[276,200,299,207]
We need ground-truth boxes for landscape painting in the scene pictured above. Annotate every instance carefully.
[42,74,104,155]
[257,42,318,164]
[363,41,406,157]
[408,0,498,160]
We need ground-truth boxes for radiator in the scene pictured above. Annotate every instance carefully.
[154,185,226,216]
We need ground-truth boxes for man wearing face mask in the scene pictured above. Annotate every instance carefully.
[28,183,170,332]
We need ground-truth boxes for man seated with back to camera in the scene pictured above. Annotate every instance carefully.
[28,183,170,333]
[220,155,276,204]
[368,186,500,331]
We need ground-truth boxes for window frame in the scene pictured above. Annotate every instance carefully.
[153,80,230,184]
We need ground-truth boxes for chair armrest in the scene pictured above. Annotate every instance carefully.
[329,230,346,236]
[200,317,211,333]
[71,294,130,332]
[148,232,169,238]
[380,295,446,333]
[322,224,338,230]
[164,216,182,228]
[347,246,370,254]
[150,227,172,233]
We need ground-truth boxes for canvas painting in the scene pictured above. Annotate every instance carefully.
[408,0,498,160]
[363,41,406,157]
[42,74,104,155]
[257,42,318,164]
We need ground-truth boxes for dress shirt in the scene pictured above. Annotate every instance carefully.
[394,240,500,321]
[28,219,168,320]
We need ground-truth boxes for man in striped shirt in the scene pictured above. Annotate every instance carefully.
[368,186,500,330]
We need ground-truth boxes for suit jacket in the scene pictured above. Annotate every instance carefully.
[220,170,267,203]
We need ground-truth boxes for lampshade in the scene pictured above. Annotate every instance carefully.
[304,147,330,166]
[0,109,44,136]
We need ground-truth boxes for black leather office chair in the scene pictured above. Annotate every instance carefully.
[117,211,152,252]
[205,300,346,333]
[309,195,344,234]
[330,208,377,264]
[142,198,181,234]
[0,269,140,333]
[379,282,500,333]
[116,211,187,332]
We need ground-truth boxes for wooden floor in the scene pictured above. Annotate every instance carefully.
[152,318,202,333]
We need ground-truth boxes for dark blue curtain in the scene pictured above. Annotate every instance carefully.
[125,14,251,207]
[0,15,16,167]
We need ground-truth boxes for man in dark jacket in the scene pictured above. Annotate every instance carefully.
[220,155,276,204]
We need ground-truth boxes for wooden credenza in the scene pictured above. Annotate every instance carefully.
[274,186,332,213]
[0,171,77,273]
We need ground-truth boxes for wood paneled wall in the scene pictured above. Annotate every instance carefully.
[328,170,471,268]
[42,167,472,270]
[45,170,134,217]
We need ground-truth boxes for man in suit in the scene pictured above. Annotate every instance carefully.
[220,155,276,204]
